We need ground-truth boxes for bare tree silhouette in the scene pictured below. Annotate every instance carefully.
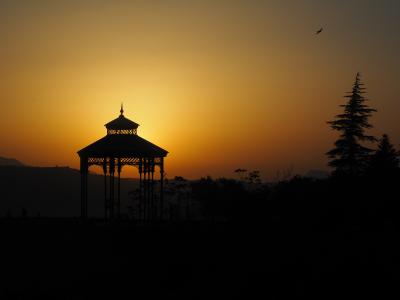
[234,168,248,181]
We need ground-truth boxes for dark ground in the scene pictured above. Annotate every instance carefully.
[1,217,399,299]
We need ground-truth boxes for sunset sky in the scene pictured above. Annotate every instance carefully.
[1,0,399,180]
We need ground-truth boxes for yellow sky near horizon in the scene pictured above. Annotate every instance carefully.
[1,1,399,180]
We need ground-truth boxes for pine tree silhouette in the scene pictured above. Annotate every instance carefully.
[327,72,377,176]
[369,134,400,175]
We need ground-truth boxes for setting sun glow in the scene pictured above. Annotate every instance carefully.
[1,1,399,180]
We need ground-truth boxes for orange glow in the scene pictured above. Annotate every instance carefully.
[1,1,399,180]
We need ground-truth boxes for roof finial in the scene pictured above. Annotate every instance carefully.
[120,102,124,116]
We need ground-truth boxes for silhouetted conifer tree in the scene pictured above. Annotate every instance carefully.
[327,73,377,176]
[369,134,399,175]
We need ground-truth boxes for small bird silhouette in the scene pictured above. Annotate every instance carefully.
[316,27,323,35]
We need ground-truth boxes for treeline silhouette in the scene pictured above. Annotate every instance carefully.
[151,167,400,231]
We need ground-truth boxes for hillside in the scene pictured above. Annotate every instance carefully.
[0,166,138,217]
[0,156,25,166]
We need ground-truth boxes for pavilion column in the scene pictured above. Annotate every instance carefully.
[150,159,155,221]
[146,159,151,221]
[103,158,108,219]
[138,158,143,221]
[109,157,115,219]
[143,158,148,222]
[117,158,122,219]
[160,157,164,221]
[80,156,88,220]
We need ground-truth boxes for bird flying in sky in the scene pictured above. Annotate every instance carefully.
[316,27,323,35]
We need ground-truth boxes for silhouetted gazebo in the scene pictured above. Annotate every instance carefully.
[78,105,168,221]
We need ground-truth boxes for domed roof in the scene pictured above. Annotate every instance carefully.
[105,104,139,130]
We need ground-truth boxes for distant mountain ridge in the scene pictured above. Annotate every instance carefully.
[0,156,25,166]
